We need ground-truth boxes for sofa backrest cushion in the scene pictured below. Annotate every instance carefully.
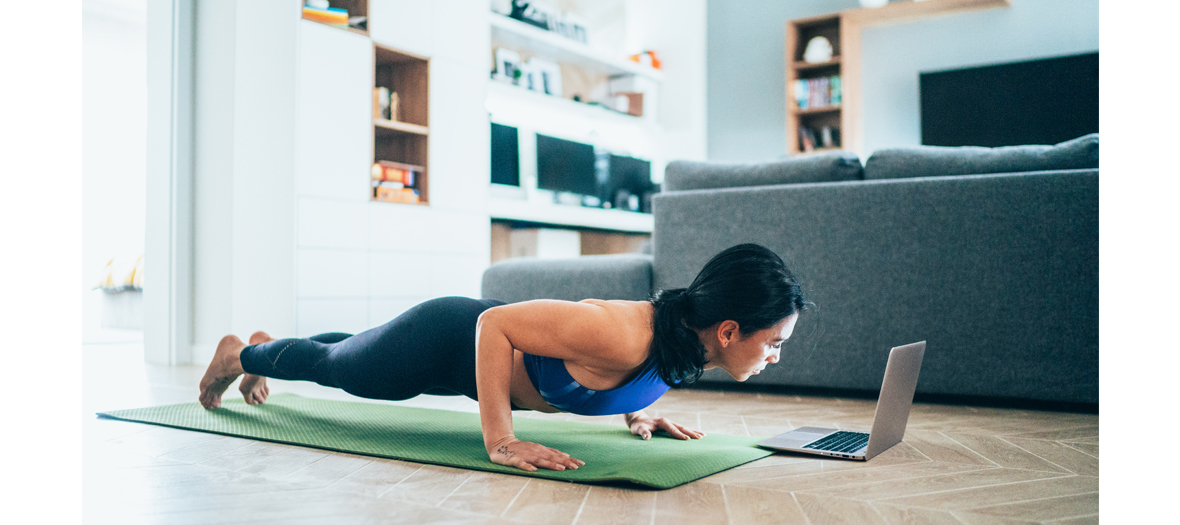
[663,150,863,192]
[863,133,1098,180]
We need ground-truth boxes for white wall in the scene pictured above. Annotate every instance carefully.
[629,0,709,174]
[191,0,297,362]
[706,0,859,162]
[705,0,1098,161]
[859,0,1099,154]
[82,0,146,294]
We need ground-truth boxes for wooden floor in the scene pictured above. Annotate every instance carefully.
[83,343,1097,524]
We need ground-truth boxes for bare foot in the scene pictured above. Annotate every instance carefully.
[199,335,247,409]
[238,331,273,405]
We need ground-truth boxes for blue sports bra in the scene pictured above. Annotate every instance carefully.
[522,353,672,416]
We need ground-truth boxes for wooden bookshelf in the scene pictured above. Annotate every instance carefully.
[301,0,369,37]
[372,43,429,205]
[785,14,844,154]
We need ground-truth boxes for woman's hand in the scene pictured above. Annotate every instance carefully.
[626,412,707,441]
[487,436,584,472]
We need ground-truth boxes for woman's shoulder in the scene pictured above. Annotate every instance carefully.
[577,299,654,322]
[576,299,654,367]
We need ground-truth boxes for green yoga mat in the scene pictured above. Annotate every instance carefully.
[97,393,774,489]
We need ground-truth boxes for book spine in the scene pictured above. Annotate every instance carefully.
[303,6,349,26]
[795,79,808,110]
[831,75,842,106]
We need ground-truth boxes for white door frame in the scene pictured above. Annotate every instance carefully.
[144,0,194,365]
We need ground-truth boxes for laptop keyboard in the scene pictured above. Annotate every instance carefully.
[802,431,870,454]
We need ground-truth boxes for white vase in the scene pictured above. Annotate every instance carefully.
[859,0,890,8]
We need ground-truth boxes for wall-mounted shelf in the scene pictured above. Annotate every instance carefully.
[374,118,428,136]
[489,13,664,82]
[485,80,649,124]
[488,197,653,233]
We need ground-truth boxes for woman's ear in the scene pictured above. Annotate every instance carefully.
[717,320,740,347]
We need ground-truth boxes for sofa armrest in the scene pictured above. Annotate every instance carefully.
[481,254,653,303]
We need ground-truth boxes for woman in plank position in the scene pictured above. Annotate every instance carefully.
[198,243,808,472]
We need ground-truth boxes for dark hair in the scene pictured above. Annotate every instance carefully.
[648,243,808,386]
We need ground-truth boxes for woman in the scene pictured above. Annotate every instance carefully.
[198,243,809,472]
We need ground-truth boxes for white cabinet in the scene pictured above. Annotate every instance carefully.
[369,0,433,57]
[296,20,373,202]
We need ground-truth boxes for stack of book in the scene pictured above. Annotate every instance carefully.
[303,4,348,29]
[371,161,423,204]
[793,75,842,110]
[798,125,840,153]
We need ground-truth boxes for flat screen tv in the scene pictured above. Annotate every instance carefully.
[536,133,597,196]
[490,122,519,186]
[608,154,652,195]
[919,52,1098,147]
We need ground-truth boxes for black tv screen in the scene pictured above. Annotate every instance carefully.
[490,123,519,186]
[536,133,597,196]
[919,52,1098,147]
[608,154,652,195]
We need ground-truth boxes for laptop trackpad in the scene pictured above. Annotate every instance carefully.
[792,427,836,438]
[759,427,835,448]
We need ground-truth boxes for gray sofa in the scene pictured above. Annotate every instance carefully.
[482,135,1098,406]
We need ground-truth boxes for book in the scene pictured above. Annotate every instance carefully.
[374,186,419,204]
[373,87,390,119]
[795,79,808,110]
[303,6,348,28]
[798,126,817,152]
[376,160,423,187]
[830,75,842,106]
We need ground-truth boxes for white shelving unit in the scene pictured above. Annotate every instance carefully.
[486,10,663,237]
[488,13,664,82]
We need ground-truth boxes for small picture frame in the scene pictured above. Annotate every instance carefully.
[494,48,522,84]
[526,58,562,96]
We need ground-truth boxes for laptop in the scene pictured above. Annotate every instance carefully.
[757,341,926,461]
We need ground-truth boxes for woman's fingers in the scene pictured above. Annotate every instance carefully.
[663,422,691,440]
[491,441,582,472]
[655,419,707,440]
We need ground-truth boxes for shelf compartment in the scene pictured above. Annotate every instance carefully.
[375,44,428,128]
[489,13,663,82]
[373,41,429,205]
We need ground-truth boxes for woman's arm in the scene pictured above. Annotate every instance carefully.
[476,301,624,472]
[624,410,706,441]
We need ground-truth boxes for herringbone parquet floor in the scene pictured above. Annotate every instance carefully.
[83,343,1097,524]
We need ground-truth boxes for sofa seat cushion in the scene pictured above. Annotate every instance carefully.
[863,133,1098,180]
[663,150,863,192]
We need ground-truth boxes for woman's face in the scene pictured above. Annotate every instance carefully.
[703,313,799,382]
